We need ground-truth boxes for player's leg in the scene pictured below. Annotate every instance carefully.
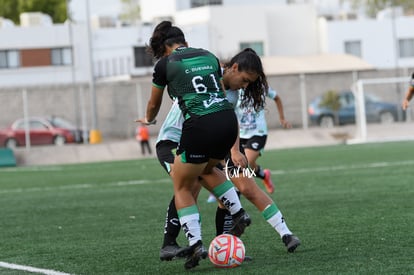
[231,175,300,252]
[243,135,274,194]
[201,165,251,237]
[156,140,202,261]
[145,140,152,154]
[156,141,182,260]
[172,158,210,269]
[140,141,145,155]
[174,110,250,268]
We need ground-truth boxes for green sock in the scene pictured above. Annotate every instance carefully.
[177,205,201,246]
[262,203,292,237]
[212,180,242,215]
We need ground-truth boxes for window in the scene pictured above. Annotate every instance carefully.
[191,0,222,8]
[0,50,20,68]
[21,49,50,67]
[239,42,264,56]
[344,40,362,57]
[398,38,414,58]
[51,47,73,65]
[30,121,48,130]
[0,51,6,68]
[133,46,153,67]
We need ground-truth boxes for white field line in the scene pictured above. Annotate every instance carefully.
[270,160,414,175]
[0,178,171,194]
[0,166,63,172]
[0,160,413,194]
[0,261,73,275]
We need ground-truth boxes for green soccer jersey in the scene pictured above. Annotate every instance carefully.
[152,46,233,119]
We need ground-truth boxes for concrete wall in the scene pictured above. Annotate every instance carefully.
[2,68,413,144]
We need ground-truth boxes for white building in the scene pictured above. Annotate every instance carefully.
[1,1,414,88]
[0,13,153,88]
[321,16,414,68]
[141,0,414,68]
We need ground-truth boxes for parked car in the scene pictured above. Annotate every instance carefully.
[308,91,401,128]
[0,116,87,148]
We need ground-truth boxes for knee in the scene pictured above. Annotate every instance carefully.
[236,183,254,200]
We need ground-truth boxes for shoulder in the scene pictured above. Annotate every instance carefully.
[226,89,240,107]
[154,57,168,69]
[191,47,218,59]
[152,58,168,87]
[267,87,278,99]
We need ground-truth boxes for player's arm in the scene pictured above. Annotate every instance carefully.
[146,85,164,123]
[136,58,167,125]
[135,84,163,125]
[230,125,247,168]
[402,85,414,110]
[273,95,292,129]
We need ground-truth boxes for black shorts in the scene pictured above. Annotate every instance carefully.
[240,135,267,152]
[177,109,238,163]
[156,140,178,174]
[224,135,268,172]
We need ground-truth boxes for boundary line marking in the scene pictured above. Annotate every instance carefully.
[0,261,73,275]
[0,179,171,195]
[271,160,414,175]
[1,160,413,194]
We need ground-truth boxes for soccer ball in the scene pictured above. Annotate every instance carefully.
[208,234,245,268]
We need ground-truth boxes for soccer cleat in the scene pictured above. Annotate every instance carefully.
[229,209,251,237]
[244,255,253,261]
[159,244,183,261]
[282,234,301,253]
[183,240,208,269]
[262,169,275,194]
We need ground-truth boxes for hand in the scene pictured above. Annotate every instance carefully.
[402,99,410,110]
[135,118,157,125]
[231,150,248,168]
[280,119,292,129]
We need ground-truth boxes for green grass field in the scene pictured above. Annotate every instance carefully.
[1,141,413,274]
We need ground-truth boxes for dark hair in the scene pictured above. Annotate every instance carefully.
[147,21,187,59]
[224,48,268,112]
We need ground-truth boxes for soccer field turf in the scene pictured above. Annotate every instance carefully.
[1,141,413,274]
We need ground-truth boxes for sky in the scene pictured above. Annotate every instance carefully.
[69,0,122,22]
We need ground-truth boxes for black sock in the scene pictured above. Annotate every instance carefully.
[255,165,265,179]
[215,207,233,235]
[162,196,181,248]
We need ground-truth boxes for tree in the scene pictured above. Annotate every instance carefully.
[346,0,414,17]
[0,0,68,24]
[0,0,20,23]
[119,0,140,25]
[319,90,342,126]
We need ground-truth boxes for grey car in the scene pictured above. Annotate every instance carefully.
[308,91,400,128]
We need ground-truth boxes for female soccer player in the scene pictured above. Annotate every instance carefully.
[402,72,414,110]
[137,21,251,269]
[156,48,300,263]
[235,86,292,194]
[224,87,300,252]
